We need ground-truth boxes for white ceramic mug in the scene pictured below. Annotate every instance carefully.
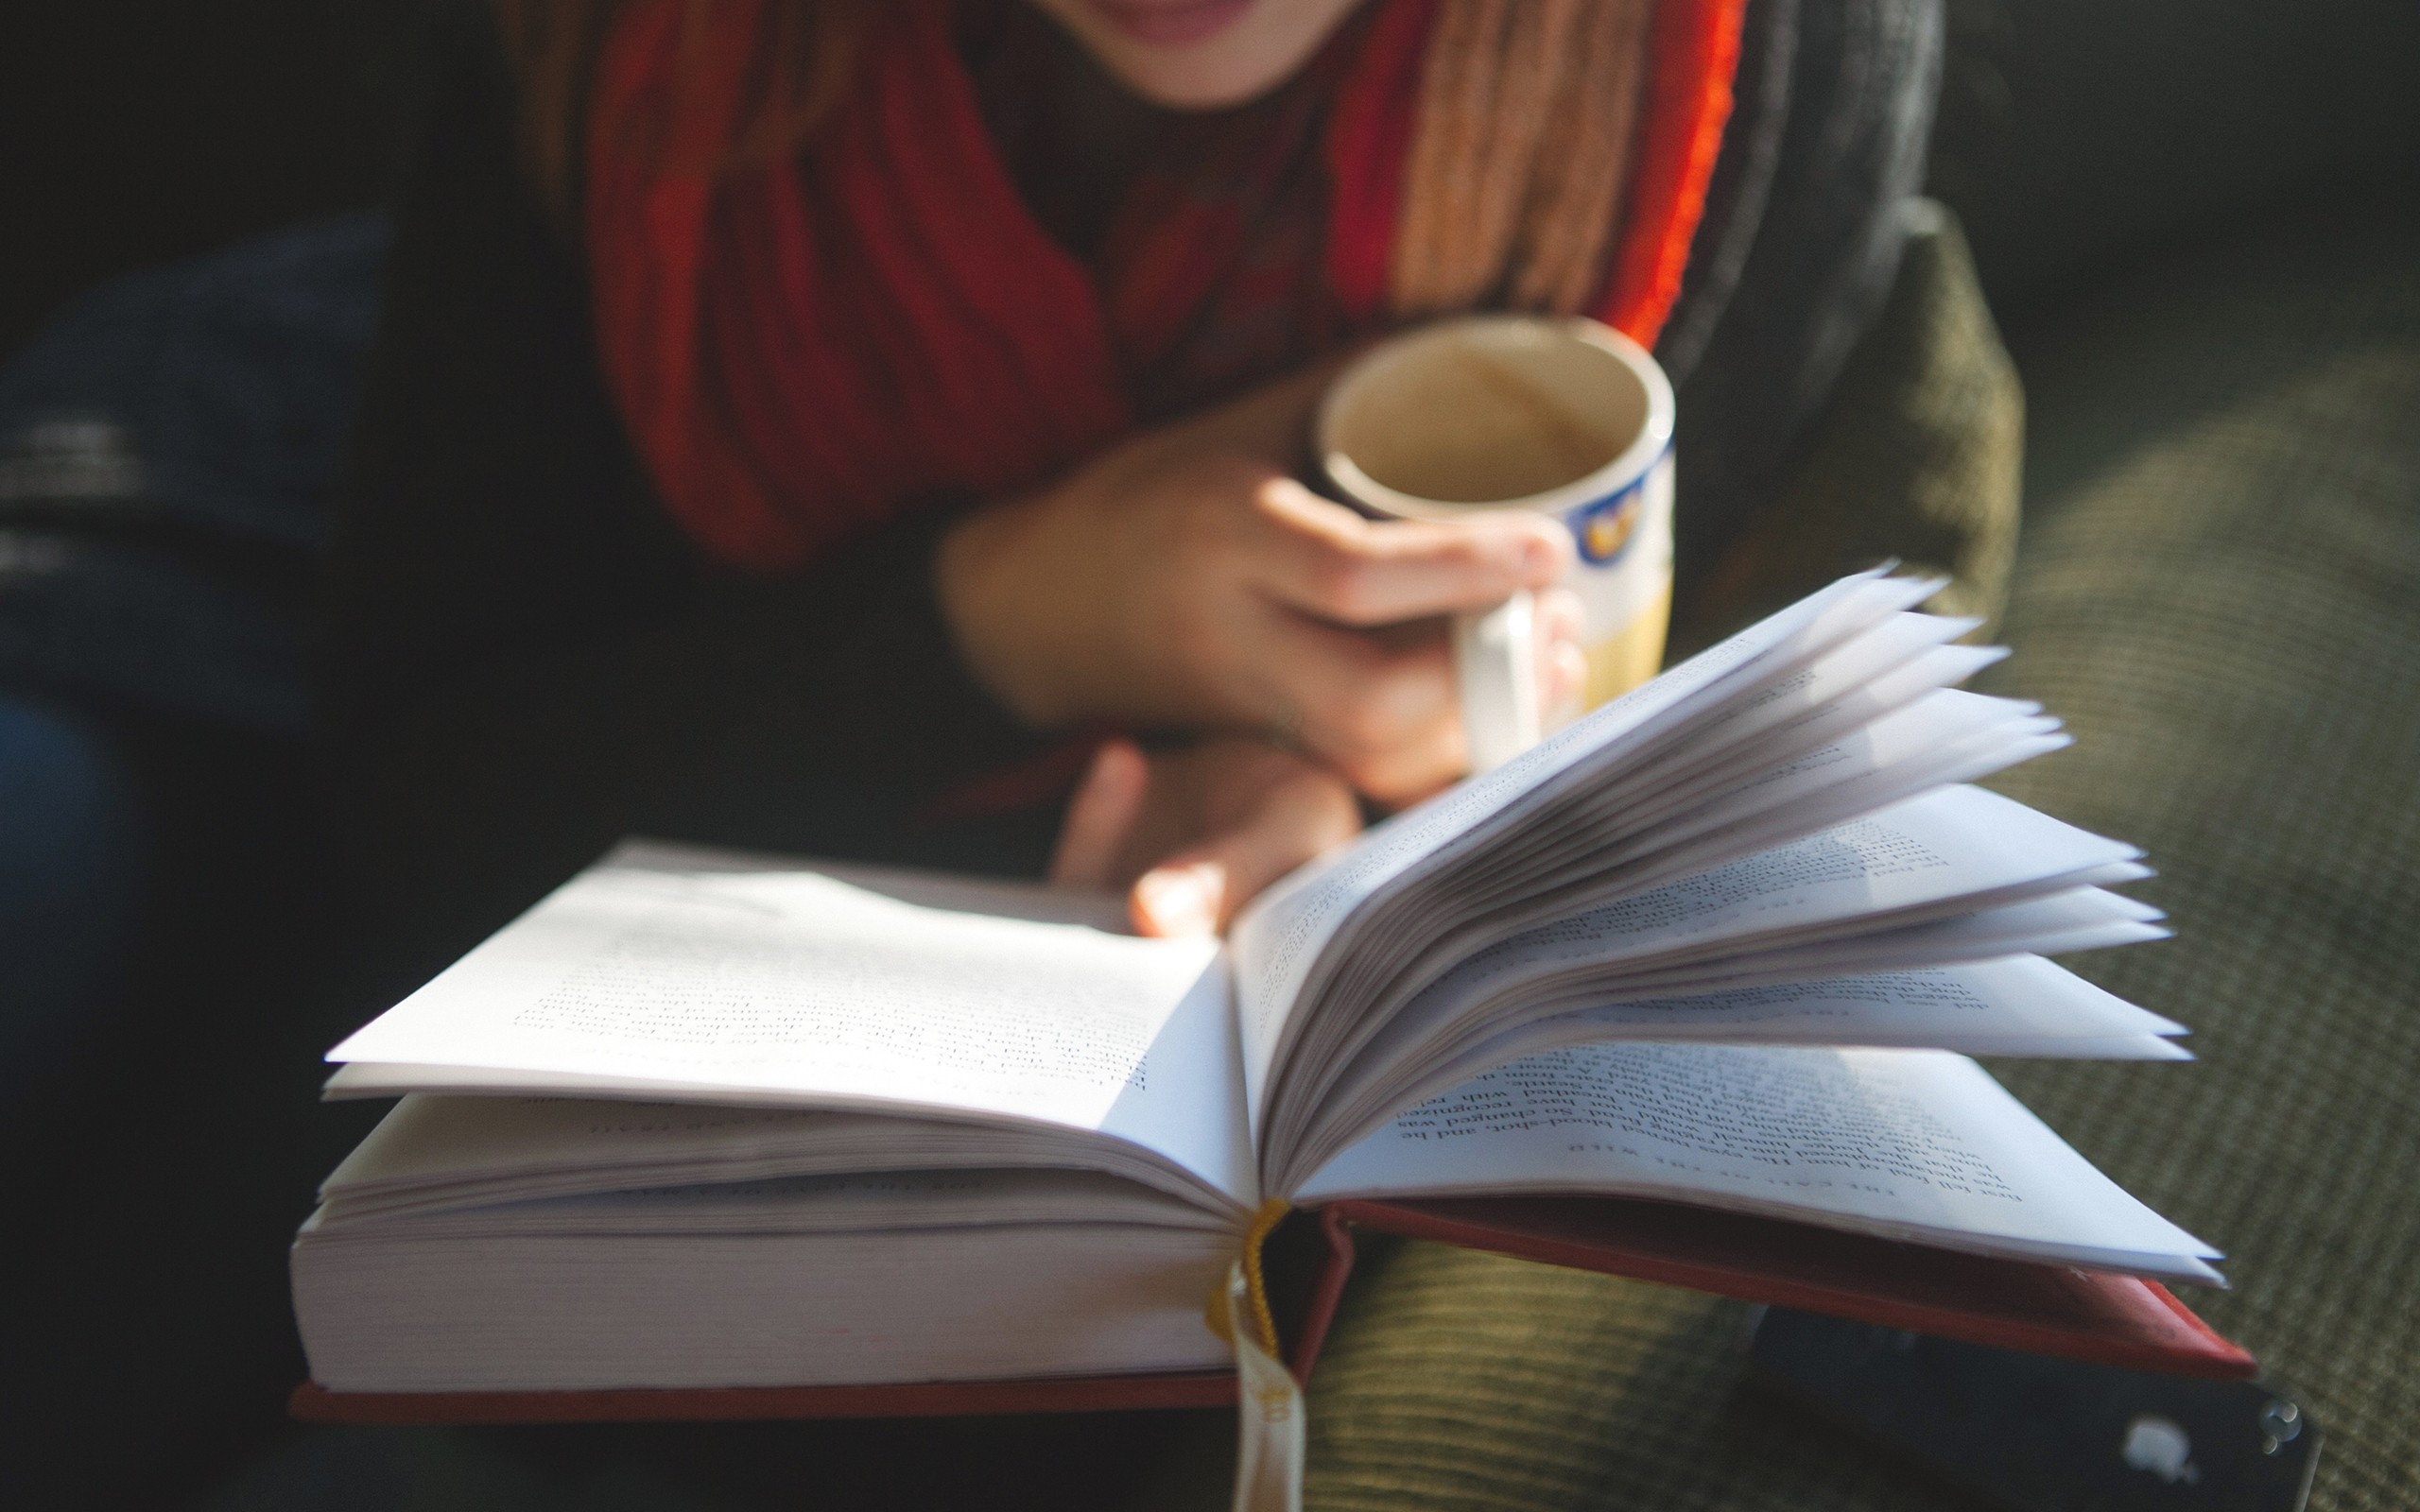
[1317,314,1677,772]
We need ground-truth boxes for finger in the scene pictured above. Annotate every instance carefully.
[1048,739,1150,888]
[1535,587,1589,713]
[1276,616,1457,761]
[1535,586,1584,647]
[1338,712,1466,809]
[1548,640,1591,716]
[1129,763,1361,937]
[1250,479,1573,626]
[1130,861,1226,938]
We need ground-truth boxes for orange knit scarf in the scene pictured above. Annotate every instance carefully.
[587,0,1743,572]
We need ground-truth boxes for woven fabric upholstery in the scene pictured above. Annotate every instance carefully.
[1975,203,2420,1512]
[1674,200,2021,652]
[1237,206,2420,1512]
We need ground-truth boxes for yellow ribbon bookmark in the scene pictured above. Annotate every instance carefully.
[1207,1199,1302,1512]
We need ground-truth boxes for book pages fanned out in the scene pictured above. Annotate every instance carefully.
[294,573,2228,1409]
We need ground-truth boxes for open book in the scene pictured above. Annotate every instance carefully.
[291,573,2239,1406]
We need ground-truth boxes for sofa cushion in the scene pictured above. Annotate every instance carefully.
[1267,201,2420,1512]
[1978,200,2420,1512]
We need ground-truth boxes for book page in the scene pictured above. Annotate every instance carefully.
[315,1167,1236,1239]
[1808,888,2167,965]
[1327,786,2141,1096]
[1286,957,2186,1192]
[1472,891,2166,1021]
[326,859,1257,1207]
[1293,1043,2220,1281]
[1517,957,2185,1053]
[1512,782,2131,967]
[1231,571,1929,1122]
[315,1091,1250,1223]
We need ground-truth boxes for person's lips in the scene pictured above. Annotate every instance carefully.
[1080,0,1255,48]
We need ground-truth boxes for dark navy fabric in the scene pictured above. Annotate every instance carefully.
[0,693,144,1102]
[0,212,389,736]
[0,215,387,1103]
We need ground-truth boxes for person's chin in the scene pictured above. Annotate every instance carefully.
[1044,0,1355,111]
[1082,0,1257,48]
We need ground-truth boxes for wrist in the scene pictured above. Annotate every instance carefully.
[934,496,1080,730]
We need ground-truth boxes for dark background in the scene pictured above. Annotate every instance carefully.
[6,0,2416,368]
[0,0,407,363]
[1,2,2412,1509]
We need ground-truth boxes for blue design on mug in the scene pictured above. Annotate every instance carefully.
[1569,479,1645,566]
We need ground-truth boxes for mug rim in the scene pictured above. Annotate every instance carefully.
[1317,313,1676,524]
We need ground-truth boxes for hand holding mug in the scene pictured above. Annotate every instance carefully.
[1319,316,1678,771]
[935,364,1585,805]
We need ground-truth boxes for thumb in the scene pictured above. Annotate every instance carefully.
[1048,739,1150,888]
[1128,764,1359,937]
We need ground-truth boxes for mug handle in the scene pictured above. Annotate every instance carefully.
[1454,591,1542,774]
